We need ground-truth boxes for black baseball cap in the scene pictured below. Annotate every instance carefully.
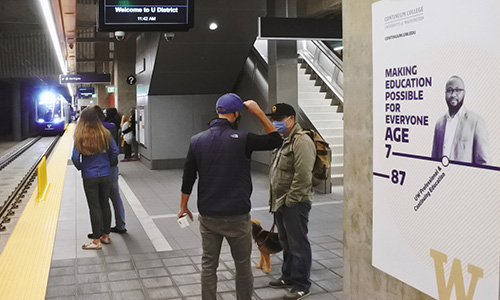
[266,103,296,118]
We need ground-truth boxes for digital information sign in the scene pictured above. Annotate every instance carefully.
[372,0,500,299]
[59,74,111,84]
[98,0,194,32]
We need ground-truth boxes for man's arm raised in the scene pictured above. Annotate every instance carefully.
[243,100,277,133]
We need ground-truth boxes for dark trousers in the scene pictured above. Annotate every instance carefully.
[123,142,132,159]
[83,176,112,238]
[109,167,125,229]
[275,202,312,291]
[131,138,139,158]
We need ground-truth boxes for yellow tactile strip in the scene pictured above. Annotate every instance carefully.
[0,125,74,299]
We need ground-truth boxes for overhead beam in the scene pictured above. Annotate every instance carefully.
[258,17,342,40]
[77,37,115,42]
[77,58,113,62]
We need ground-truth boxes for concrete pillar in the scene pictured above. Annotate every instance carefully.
[113,34,136,116]
[342,0,433,299]
[11,80,21,141]
[95,42,111,108]
[267,0,298,108]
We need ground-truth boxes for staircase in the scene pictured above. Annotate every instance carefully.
[297,60,344,186]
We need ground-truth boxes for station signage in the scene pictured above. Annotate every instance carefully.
[98,0,194,32]
[106,85,115,93]
[59,74,111,84]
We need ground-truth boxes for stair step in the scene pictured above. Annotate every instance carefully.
[305,112,343,120]
[317,128,343,136]
[331,174,344,186]
[313,119,343,127]
[323,135,343,145]
[331,154,343,164]
[299,97,332,107]
[330,144,343,153]
[302,105,340,113]
[297,80,321,89]
[298,85,321,93]
[299,91,328,98]
[331,163,343,174]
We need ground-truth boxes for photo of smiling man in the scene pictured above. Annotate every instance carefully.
[431,75,490,165]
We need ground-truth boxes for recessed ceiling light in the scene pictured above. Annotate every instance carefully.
[209,22,218,30]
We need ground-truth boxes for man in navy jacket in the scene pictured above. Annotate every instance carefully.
[178,94,282,299]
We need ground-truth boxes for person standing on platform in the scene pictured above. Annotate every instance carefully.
[72,107,119,249]
[178,93,282,300]
[105,108,122,146]
[120,115,133,162]
[266,103,315,300]
[94,106,127,234]
[121,107,139,160]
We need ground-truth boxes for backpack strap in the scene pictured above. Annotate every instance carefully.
[290,130,313,152]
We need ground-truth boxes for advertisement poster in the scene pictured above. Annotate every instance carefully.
[372,0,500,299]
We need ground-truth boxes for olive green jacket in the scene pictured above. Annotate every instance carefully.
[269,123,316,212]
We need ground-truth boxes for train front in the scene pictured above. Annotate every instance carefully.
[35,90,69,135]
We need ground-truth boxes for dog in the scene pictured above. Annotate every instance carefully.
[251,219,282,273]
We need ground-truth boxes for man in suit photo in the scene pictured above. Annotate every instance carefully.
[431,75,489,165]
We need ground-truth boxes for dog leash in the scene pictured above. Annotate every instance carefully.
[256,224,276,249]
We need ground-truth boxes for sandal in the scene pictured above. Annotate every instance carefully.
[100,237,111,244]
[82,241,101,250]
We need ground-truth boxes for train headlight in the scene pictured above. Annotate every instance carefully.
[39,91,56,105]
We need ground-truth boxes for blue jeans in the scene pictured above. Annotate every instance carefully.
[199,213,253,300]
[275,202,312,291]
[82,176,112,238]
[110,166,126,229]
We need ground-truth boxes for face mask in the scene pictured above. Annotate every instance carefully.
[273,121,288,134]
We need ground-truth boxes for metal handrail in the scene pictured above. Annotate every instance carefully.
[311,40,343,72]
[297,40,344,104]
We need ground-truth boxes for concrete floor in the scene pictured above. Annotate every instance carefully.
[44,156,344,299]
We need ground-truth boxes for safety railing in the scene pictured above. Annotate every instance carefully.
[297,40,344,104]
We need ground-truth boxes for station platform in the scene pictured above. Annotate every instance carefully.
[0,131,344,300]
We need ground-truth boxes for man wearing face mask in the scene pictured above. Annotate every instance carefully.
[431,75,489,165]
[266,103,315,300]
[178,93,282,300]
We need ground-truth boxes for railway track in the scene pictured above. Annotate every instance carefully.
[0,136,60,232]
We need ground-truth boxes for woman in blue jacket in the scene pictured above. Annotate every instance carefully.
[72,107,119,249]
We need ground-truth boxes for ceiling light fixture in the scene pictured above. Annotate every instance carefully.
[38,0,73,97]
[333,46,344,51]
[209,22,218,30]
[38,0,67,75]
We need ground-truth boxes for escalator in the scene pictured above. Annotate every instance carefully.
[244,40,344,191]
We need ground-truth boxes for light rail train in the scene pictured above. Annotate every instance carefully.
[35,90,70,135]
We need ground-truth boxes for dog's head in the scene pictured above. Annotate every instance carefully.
[251,219,263,239]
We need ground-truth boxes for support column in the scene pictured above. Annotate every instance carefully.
[11,80,21,141]
[267,0,298,107]
[95,42,111,108]
[114,34,136,115]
